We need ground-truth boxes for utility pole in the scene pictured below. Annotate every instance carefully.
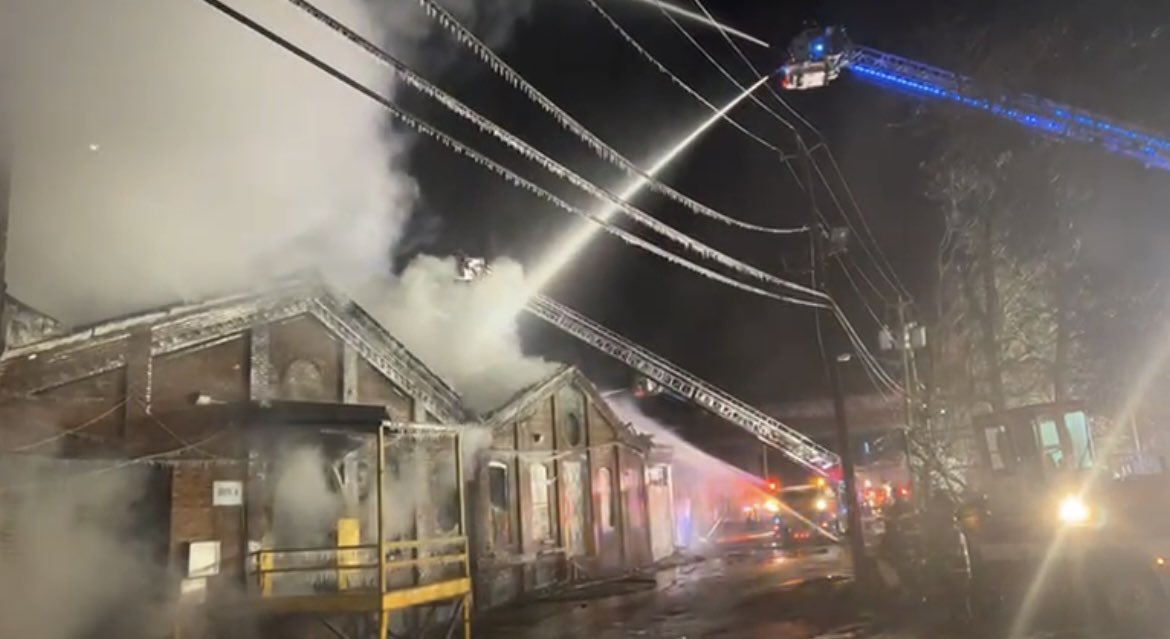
[809,221,869,587]
[896,301,915,435]
[829,353,868,585]
[882,303,931,500]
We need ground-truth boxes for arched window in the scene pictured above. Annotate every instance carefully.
[558,388,586,447]
[488,461,512,546]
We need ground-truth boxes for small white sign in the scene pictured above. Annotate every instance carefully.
[187,541,221,578]
[212,480,243,506]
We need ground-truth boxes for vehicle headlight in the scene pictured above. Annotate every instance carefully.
[1057,495,1090,525]
[814,498,828,512]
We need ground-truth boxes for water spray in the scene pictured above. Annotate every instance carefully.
[521,75,772,302]
[626,0,770,49]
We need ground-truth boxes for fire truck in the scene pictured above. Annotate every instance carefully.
[771,481,840,551]
[883,402,1170,636]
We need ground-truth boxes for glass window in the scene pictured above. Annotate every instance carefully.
[1063,411,1093,470]
[984,426,1009,471]
[489,462,509,511]
[1037,418,1064,470]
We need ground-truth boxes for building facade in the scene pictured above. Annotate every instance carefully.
[0,281,474,638]
[471,367,657,609]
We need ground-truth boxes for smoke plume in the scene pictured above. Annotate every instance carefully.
[0,459,170,639]
[361,255,562,413]
[271,444,343,548]
[2,0,543,631]
[0,0,534,326]
[2,0,411,323]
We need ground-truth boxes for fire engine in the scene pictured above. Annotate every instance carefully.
[881,402,1170,636]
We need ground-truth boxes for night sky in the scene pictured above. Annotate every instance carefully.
[393,0,1170,471]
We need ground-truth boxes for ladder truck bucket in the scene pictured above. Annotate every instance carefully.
[454,255,488,282]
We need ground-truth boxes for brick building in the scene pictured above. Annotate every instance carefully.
[470,366,658,609]
[0,279,477,638]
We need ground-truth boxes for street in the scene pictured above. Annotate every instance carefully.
[476,539,1102,639]
[478,540,869,639]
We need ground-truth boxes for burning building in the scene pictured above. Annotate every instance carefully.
[470,366,662,609]
[0,278,479,638]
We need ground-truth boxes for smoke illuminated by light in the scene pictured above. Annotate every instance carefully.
[521,76,772,302]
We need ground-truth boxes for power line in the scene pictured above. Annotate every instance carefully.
[837,257,886,325]
[579,0,797,160]
[398,0,804,236]
[1,433,228,494]
[646,1,898,303]
[642,1,902,391]
[686,0,912,301]
[285,0,824,301]
[198,0,829,309]
[583,0,817,205]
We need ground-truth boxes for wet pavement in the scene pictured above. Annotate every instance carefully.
[476,540,1098,639]
[476,542,878,639]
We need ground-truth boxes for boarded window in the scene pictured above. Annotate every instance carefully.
[529,463,553,541]
[597,467,615,531]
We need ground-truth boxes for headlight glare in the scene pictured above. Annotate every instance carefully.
[1057,495,1090,525]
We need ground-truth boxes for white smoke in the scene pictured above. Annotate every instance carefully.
[360,255,562,413]
[2,0,412,323]
[3,0,557,408]
[607,394,763,486]
[271,444,343,548]
[0,460,170,639]
[2,0,545,631]
[0,0,535,327]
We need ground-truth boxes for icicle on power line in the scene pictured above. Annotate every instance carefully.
[523,75,776,301]
[195,0,827,311]
[623,0,770,48]
[411,0,798,234]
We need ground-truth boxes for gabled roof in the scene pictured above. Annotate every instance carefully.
[484,365,653,452]
[0,277,472,423]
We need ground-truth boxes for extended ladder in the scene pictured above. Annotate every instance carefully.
[526,294,840,475]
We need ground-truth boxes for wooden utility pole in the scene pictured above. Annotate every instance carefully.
[829,352,868,583]
[811,225,869,586]
[897,301,915,435]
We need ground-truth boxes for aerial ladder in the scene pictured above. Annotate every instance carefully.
[455,258,840,476]
[777,26,1170,171]
[778,29,1170,624]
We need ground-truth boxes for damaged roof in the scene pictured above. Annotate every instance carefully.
[3,295,68,350]
[0,276,472,423]
[484,365,654,452]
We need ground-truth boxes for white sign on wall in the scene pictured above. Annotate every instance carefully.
[187,541,221,579]
[212,480,243,506]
